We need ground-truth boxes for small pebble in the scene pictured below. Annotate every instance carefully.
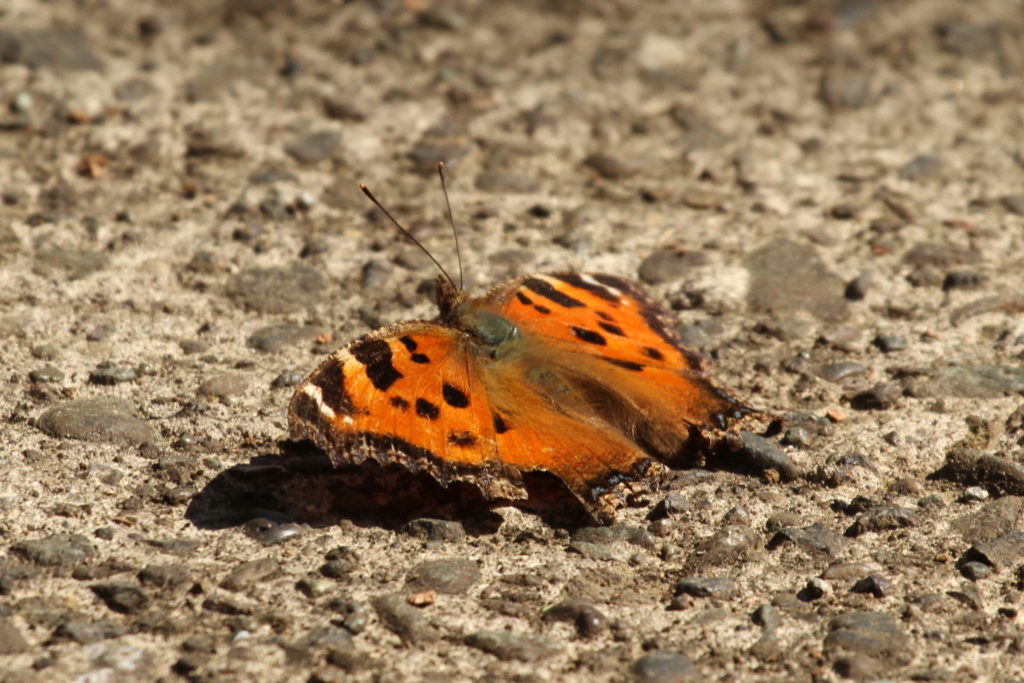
[961,486,989,503]
[959,561,992,581]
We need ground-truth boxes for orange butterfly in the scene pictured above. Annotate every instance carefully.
[288,167,749,523]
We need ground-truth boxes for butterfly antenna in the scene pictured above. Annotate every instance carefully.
[359,183,457,291]
[437,162,464,291]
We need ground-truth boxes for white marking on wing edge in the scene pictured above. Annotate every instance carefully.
[578,273,624,301]
[301,383,336,419]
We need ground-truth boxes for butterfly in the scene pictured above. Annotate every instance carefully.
[288,167,750,523]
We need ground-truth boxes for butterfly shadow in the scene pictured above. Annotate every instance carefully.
[185,441,596,536]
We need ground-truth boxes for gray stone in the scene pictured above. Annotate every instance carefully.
[91,582,150,614]
[405,557,479,595]
[197,373,250,400]
[0,618,29,654]
[637,248,709,285]
[474,170,539,194]
[371,593,437,644]
[1001,194,1024,216]
[584,153,643,180]
[38,399,154,444]
[400,518,466,543]
[746,240,846,321]
[899,154,943,181]
[12,533,96,567]
[824,611,910,663]
[674,577,736,598]
[950,496,1024,543]
[815,362,867,382]
[686,524,761,570]
[846,506,916,537]
[285,130,341,164]
[0,27,103,70]
[541,598,607,638]
[88,365,137,385]
[819,66,871,110]
[221,558,279,591]
[632,650,694,682]
[730,432,800,481]
[918,365,1024,399]
[572,525,657,549]
[29,365,64,383]
[960,531,1024,571]
[464,629,557,662]
[850,383,901,410]
[226,263,326,314]
[247,324,323,353]
[768,523,845,557]
[54,619,125,644]
[138,564,192,590]
[33,247,109,280]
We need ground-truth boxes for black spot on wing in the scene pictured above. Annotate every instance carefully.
[534,305,550,314]
[598,322,625,336]
[595,310,613,321]
[390,396,410,410]
[399,336,417,351]
[522,277,584,308]
[602,357,645,371]
[442,382,469,408]
[415,398,440,420]
[411,353,430,364]
[350,338,403,392]
[515,291,533,306]
[448,431,476,447]
[551,272,621,303]
[310,357,353,414]
[643,346,664,360]
[493,413,509,434]
[572,327,606,345]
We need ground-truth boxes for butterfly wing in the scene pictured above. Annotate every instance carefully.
[472,272,748,460]
[288,322,526,502]
[288,318,662,521]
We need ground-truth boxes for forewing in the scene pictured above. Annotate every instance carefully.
[287,322,526,501]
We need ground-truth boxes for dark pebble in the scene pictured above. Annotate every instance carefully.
[942,270,986,291]
[221,558,279,591]
[824,611,910,663]
[138,564,192,590]
[321,546,360,579]
[11,533,96,567]
[34,248,109,280]
[821,562,875,581]
[271,369,303,388]
[933,450,1024,496]
[285,130,341,164]
[91,582,150,614]
[947,584,984,611]
[283,625,353,663]
[323,96,367,121]
[226,263,325,314]
[873,333,907,352]
[244,517,303,545]
[1001,194,1024,215]
[850,575,893,598]
[29,365,64,383]
[247,324,323,353]
[899,154,943,181]
[648,492,689,520]
[819,66,871,110]
[637,248,709,285]
[473,170,539,194]
[371,593,437,644]
[202,594,252,616]
[631,650,694,683]
[729,431,800,481]
[746,239,846,321]
[799,578,829,601]
[196,373,249,401]
[572,525,657,549]
[179,339,209,355]
[781,426,814,447]
[768,523,845,557]
[400,518,466,542]
[54,619,125,644]
[686,524,761,570]
[0,618,29,655]
[37,399,155,445]
[850,383,901,410]
[541,598,607,638]
[464,630,557,662]
[844,272,873,300]
[88,365,137,385]
[674,577,735,599]
[846,506,916,537]
[360,259,391,289]
[31,344,61,361]
[960,531,1024,571]
[404,557,479,595]
[328,600,369,634]
[584,153,641,180]
[816,362,867,382]
[959,561,992,581]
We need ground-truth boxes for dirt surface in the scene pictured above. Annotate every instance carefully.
[2,0,1024,680]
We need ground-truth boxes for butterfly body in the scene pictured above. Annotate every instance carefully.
[289,271,748,522]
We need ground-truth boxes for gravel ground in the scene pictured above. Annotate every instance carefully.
[1,0,1024,680]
